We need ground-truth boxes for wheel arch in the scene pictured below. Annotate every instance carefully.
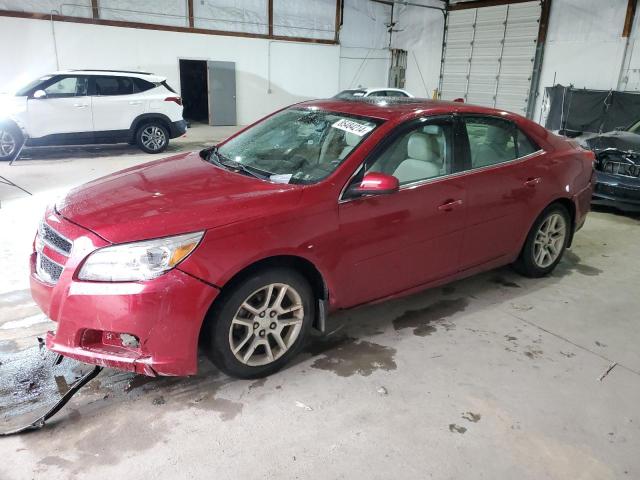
[549,197,576,247]
[199,254,329,345]
[0,118,25,136]
[130,113,172,137]
[521,197,576,253]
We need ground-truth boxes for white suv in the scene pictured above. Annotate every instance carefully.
[333,87,414,100]
[0,70,186,161]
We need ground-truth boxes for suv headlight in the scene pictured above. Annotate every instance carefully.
[78,232,204,282]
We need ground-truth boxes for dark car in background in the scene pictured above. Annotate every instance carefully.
[582,121,640,212]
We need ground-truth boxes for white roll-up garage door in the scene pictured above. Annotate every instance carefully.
[440,1,542,116]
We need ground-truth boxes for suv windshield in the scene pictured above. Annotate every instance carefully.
[15,75,53,96]
[216,108,380,184]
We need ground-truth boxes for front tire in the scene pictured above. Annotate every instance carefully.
[513,203,571,277]
[205,268,314,379]
[0,123,24,162]
[136,122,169,154]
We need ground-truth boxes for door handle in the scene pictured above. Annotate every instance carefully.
[73,103,88,108]
[524,177,541,187]
[438,199,463,212]
[129,101,142,105]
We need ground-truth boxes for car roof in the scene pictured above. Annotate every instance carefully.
[54,70,165,82]
[297,97,522,122]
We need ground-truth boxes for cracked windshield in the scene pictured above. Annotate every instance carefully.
[216,108,379,184]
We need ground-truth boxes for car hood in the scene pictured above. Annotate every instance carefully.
[584,130,640,152]
[57,151,304,243]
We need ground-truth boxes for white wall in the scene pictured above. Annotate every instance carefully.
[392,4,444,98]
[338,0,391,90]
[0,16,340,125]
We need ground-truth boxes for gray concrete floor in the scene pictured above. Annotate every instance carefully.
[1,125,639,479]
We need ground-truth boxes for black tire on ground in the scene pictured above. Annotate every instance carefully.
[135,122,169,154]
[205,268,315,379]
[0,123,24,162]
[513,203,571,278]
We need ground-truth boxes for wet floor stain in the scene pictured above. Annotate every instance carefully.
[524,348,543,359]
[309,336,397,377]
[461,412,481,423]
[554,251,602,277]
[490,276,522,288]
[392,298,468,337]
[190,391,244,421]
[449,424,467,434]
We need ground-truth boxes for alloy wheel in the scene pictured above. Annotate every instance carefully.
[228,283,304,367]
[0,129,16,158]
[141,126,166,151]
[533,212,567,268]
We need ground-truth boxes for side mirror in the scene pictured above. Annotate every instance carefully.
[345,172,399,198]
[33,90,47,99]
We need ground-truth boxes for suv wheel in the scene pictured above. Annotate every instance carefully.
[513,203,571,277]
[205,268,314,379]
[0,124,24,162]
[136,122,169,154]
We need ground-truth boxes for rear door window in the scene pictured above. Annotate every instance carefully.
[462,116,540,170]
[93,76,135,96]
[464,117,516,168]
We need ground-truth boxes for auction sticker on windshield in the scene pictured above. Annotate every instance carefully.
[332,118,374,136]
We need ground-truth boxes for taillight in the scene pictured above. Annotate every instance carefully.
[164,96,182,106]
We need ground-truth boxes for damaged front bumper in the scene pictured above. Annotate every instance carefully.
[30,210,219,377]
[592,170,640,211]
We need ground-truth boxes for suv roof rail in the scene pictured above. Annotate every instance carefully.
[70,69,154,75]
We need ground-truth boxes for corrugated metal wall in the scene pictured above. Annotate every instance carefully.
[440,1,541,116]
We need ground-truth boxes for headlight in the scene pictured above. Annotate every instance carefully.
[78,232,204,282]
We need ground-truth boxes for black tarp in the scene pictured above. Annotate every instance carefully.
[545,85,640,133]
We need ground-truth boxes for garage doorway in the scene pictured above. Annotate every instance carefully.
[440,1,543,117]
[179,59,209,123]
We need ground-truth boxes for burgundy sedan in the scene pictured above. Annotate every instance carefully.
[30,99,594,378]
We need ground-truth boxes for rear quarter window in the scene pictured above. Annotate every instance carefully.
[133,78,156,92]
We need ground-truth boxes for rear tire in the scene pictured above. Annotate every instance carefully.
[136,122,169,154]
[205,268,314,379]
[513,203,571,277]
[0,123,24,162]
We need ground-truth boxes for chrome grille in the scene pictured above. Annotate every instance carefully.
[39,222,72,255]
[36,254,63,284]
